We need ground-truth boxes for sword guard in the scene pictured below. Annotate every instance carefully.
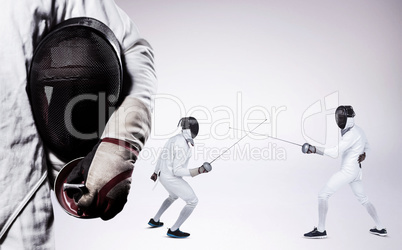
[63,183,88,202]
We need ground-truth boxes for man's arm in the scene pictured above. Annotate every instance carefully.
[57,0,156,219]
[323,133,356,158]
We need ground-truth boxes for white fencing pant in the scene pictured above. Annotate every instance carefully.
[317,168,383,232]
[154,176,198,231]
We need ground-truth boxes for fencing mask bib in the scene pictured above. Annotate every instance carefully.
[335,105,355,129]
[28,17,123,162]
[178,117,199,138]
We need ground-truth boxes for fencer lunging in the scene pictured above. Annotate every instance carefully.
[149,117,212,238]
[302,106,386,238]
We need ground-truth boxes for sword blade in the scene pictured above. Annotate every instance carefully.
[209,119,268,164]
[228,127,302,147]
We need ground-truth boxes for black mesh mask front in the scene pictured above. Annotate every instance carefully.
[28,18,122,162]
[335,105,355,129]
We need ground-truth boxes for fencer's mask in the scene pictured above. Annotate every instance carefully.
[335,105,355,129]
[178,117,199,138]
[28,17,123,162]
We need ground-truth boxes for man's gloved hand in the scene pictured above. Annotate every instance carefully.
[302,143,324,155]
[200,162,212,173]
[302,143,316,154]
[64,96,151,220]
[66,139,138,220]
[189,162,212,177]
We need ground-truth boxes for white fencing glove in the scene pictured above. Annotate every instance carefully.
[65,96,151,220]
[190,162,212,177]
[302,143,324,155]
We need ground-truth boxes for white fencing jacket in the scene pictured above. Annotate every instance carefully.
[155,130,193,179]
[324,118,370,168]
[0,0,157,243]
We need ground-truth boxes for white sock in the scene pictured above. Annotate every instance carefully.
[317,199,328,232]
[170,203,196,231]
[153,197,175,222]
[364,202,384,229]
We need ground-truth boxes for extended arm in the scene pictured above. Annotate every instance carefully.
[323,134,356,158]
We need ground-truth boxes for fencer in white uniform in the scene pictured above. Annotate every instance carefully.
[302,106,387,238]
[0,1,156,248]
[149,117,212,238]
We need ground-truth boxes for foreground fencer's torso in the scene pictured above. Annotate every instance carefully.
[0,0,156,240]
[158,133,192,179]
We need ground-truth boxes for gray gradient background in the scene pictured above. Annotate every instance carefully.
[51,0,402,249]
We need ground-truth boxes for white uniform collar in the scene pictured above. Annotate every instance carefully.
[182,129,194,146]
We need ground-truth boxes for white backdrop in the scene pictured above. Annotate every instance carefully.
[52,0,402,249]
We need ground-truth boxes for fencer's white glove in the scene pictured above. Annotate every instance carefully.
[66,97,151,220]
[190,162,212,177]
[302,143,324,155]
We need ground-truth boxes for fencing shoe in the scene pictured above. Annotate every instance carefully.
[148,218,164,228]
[370,228,387,237]
[167,228,190,238]
[304,227,327,239]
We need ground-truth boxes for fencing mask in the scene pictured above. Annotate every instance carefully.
[28,17,123,162]
[335,105,355,129]
[178,117,199,138]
